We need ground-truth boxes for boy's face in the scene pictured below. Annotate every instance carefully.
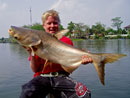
[43,16,59,34]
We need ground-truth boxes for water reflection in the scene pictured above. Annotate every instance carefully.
[74,39,107,52]
[73,39,130,98]
[0,39,130,98]
[73,39,130,55]
[8,43,29,58]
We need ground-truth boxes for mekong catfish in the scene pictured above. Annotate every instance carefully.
[8,26,126,85]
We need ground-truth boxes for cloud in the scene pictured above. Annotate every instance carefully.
[0,2,7,16]
[0,2,7,11]
[50,0,62,9]
[50,0,78,10]
[50,0,130,28]
[50,0,110,26]
[50,0,87,26]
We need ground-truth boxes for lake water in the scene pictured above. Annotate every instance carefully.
[0,39,130,98]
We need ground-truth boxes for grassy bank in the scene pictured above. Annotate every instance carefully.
[71,39,85,41]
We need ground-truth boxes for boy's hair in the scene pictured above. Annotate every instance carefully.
[41,10,61,24]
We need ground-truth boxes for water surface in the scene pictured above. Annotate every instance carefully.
[0,39,130,98]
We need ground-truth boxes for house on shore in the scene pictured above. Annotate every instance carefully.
[124,25,130,30]
[124,25,130,35]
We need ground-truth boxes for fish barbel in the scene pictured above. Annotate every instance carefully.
[8,26,126,85]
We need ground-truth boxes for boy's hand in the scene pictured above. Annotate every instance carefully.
[81,55,93,64]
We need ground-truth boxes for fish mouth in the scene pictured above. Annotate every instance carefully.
[8,28,15,36]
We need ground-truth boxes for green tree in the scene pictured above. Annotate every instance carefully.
[1,37,4,42]
[122,29,127,34]
[111,17,123,30]
[67,21,75,38]
[23,22,64,31]
[91,22,106,38]
[74,23,86,38]
[84,25,91,38]
[23,23,44,31]
[31,23,44,31]
[59,24,64,30]
[106,27,114,35]
[84,25,90,34]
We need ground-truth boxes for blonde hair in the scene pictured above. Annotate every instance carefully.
[41,10,61,24]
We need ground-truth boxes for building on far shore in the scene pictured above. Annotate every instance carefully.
[124,25,130,34]
[124,25,130,30]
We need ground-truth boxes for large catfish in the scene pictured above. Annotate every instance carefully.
[8,26,126,85]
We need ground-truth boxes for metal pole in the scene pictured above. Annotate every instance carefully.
[29,0,32,26]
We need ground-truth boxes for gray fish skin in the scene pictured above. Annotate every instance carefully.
[8,26,126,85]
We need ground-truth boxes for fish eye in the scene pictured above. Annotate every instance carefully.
[14,36,18,39]
[14,36,20,40]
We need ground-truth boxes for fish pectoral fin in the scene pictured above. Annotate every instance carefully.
[29,39,41,56]
[61,65,78,73]
[61,62,81,73]
[30,39,41,46]
[93,62,105,85]
[54,29,69,39]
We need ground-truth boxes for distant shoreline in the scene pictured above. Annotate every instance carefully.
[0,34,130,43]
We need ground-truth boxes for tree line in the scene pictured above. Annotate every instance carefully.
[66,17,129,39]
[23,17,129,39]
[1,17,130,43]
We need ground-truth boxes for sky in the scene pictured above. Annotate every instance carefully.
[0,0,130,37]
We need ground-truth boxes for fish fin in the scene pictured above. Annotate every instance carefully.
[92,53,126,85]
[28,40,41,56]
[94,53,126,63]
[61,65,78,73]
[103,53,126,63]
[54,29,69,39]
[61,61,82,73]
[93,62,105,85]
[30,39,41,46]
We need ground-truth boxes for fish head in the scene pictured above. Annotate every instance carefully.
[8,26,41,47]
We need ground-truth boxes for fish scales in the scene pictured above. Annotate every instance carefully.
[8,26,126,85]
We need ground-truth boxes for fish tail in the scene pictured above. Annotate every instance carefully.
[92,53,126,85]
[93,62,105,85]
